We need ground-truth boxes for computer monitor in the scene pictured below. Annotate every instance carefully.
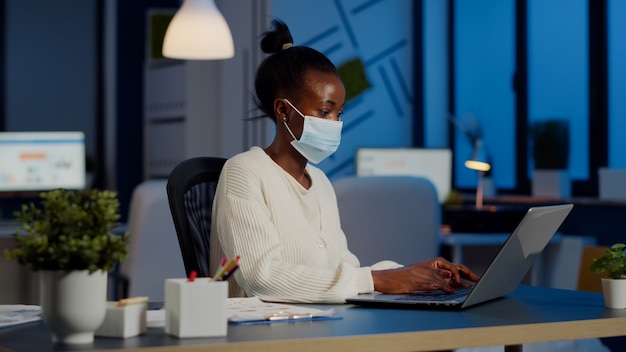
[0,131,86,192]
[355,148,452,203]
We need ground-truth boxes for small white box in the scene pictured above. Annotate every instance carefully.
[532,169,571,199]
[95,301,147,338]
[599,168,626,201]
[165,278,228,338]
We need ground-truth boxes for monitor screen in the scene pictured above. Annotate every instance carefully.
[355,148,452,203]
[0,131,86,192]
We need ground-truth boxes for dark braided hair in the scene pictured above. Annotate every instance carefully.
[254,19,338,120]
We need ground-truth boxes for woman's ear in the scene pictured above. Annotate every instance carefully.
[273,98,289,122]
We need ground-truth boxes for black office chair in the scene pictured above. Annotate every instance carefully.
[166,157,227,278]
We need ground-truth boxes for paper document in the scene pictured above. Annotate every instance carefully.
[146,297,340,327]
[0,305,41,329]
[227,297,338,323]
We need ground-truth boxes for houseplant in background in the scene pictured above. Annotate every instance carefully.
[530,119,570,199]
[590,243,626,309]
[4,189,130,344]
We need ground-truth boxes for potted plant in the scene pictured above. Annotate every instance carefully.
[590,243,626,309]
[4,189,130,344]
[530,119,570,199]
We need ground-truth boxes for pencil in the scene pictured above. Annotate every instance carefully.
[116,296,149,307]
[220,264,239,281]
[212,255,240,281]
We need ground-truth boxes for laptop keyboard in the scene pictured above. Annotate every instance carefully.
[397,286,472,302]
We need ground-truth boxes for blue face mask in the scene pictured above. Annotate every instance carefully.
[282,99,343,164]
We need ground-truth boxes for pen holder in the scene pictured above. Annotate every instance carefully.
[95,301,147,338]
[164,278,228,338]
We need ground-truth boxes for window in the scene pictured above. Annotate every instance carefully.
[528,0,588,180]
[608,0,626,168]
[453,0,516,190]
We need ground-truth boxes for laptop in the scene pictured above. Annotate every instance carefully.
[346,204,574,310]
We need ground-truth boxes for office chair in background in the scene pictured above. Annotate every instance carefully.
[577,245,609,292]
[332,176,441,267]
[118,179,184,301]
[166,157,227,278]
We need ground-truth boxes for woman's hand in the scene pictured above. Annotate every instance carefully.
[371,257,480,294]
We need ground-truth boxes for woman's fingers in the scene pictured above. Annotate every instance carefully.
[432,259,480,284]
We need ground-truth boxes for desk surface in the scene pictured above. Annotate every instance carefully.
[1,285,625,352]
[0,222,127,238]
[0,221,19,238]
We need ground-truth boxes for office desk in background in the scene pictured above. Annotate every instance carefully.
[0,222,128,304]
[443,197,626,246]
[1,285,625,352]
[441,202,600,290]
[0,221,39,305]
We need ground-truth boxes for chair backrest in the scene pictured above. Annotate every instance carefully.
[577,245,609,292]
[166,157,227,278]
[332,176,441,266]
[119,179,184,301]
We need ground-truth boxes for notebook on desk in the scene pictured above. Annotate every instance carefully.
[346,204,574,310]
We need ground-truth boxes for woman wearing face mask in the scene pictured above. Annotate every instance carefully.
[209,19,479,303]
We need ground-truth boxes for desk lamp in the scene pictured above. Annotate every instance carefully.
[464,139,491,208]
[162,0,234,60]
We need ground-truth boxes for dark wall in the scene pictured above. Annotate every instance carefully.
[114,1,178,221]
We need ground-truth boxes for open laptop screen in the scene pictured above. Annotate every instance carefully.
[355,148,452,203]
[0,131,86,192]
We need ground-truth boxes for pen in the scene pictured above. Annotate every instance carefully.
[214,255,239,281]
[211,256,230,278]
[188,270,197,282]
[116,296,149,307]
[220,264,239,281]
[212,255,240,281]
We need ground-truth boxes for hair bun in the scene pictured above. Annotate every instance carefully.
[260,19,294,54]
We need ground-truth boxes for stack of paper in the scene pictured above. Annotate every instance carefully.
[0,305,41,329]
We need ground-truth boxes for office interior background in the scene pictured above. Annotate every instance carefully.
[1,0,625,219]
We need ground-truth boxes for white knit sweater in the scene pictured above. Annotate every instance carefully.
[209,147,398,303]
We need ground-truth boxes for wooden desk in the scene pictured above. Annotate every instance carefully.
[1,285,625,352]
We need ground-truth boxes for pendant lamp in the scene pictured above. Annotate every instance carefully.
[162,0,234,60]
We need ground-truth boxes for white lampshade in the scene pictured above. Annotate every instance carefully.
[162,0,234,60]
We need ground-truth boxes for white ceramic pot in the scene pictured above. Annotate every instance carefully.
[39,270,108,344]
[532,169,571,199]
[601,278,626,309]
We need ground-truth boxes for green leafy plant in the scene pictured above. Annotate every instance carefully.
[590,243,626,279]
[4,189,130,273]
[531,119,569,169]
